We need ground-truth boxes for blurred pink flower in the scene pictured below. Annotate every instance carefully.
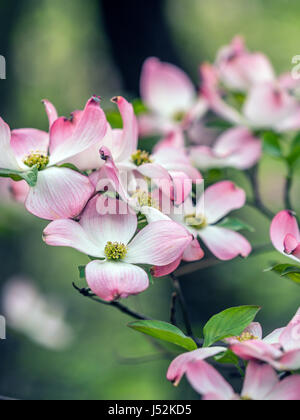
[0,178,29,205]
[139,57,206,137]
[191,127,262,170]
[215,36,275,92]
[2,277,73,350]
[201,62,300,132]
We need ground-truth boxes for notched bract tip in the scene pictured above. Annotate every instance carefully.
[99,147,109,161]
[92,95,102,103]
[111,96,121,104]
[287,210,297,217]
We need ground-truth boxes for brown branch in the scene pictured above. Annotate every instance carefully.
[72,283,150,321]
[175,243,274,278]
[284,167,294,211]
[170,292,178,326]
[170,274,194,338]
[248,166,275,220]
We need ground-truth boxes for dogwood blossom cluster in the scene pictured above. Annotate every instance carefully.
[167,308,300,401]
[0,36,299,400]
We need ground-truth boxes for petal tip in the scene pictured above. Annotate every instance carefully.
[111,96,122,104]
[99,146,112,161]
[91,95,102,104]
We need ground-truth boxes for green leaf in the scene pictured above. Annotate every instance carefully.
[203,305,261,347]
[106,99,147,129]
[128,320,198,351]
[217,217,255,233]
[106,111,123,129]
[204,169,225,185]
[78,265,86,279]
[0,166,38,187]
[205,119,234,130]
[132,99,148,115]
[137,213,148,230]
[59,163,85,174]
[265,264,300,285]
[262,131,282,158]
[214,350,240,366]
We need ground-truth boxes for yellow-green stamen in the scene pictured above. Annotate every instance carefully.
[23,152,49,170]
[105,242,128,261]
[132,190,159,209]
[131,150,152,166]
[172,110,186,123]
[184,214,207,230]
[236,332,258,343]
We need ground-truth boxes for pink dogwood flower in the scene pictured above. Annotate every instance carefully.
[145,181,251,276]
[0,97,107,220]
[167,347,227,387]
[191,127,262,170]
[215,36,275,92]
[202,36,300,133]
[186,360,300,400]
[230,308,300,371]
[43,197,193,302]
[271,210,300,262]
[201,62,300,133]
[93,96,202,206]
[42,99,108,172]
[139,57,207,137]
[168,181,252,261]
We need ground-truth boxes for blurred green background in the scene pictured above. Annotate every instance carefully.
[0,0,299,401]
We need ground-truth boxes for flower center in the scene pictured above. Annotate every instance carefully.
[172,110,186,123]
[184,214,207,230]
[131,150,152,166]
[236,332,258,342]
[241,396,253,401]
[132,190,159,209]
[104,242,128,261]
[23,152,49,170]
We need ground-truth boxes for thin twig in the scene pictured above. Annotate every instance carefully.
[170,292,178,326]
[284,167,294,211]
[72,283,150,320]
[170,274,194,338]
[248,166,275,220]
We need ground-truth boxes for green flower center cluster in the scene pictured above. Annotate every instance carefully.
[132,190,159,209]
[131,150,152,167]
[236,332,258,342]
[184,214,207,230]
[23,152,49,170]
[104,242,128,261]
[172,110,186,123]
